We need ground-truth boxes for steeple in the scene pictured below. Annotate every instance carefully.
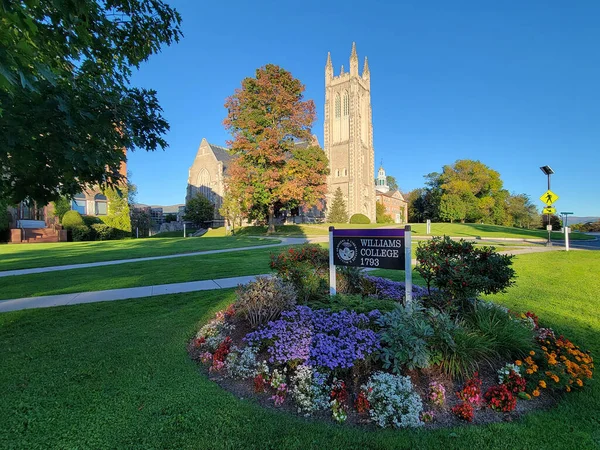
[363,56,370,78]
[350,42,358,76]
[340,64,345,75]
[325,52,333,80]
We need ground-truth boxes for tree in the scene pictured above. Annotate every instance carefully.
[327,187,349,223]
[220,186,245,233]
[103,186,131,236]
[224,64,329,234]
[439,193,467,223]
[0,1,182,204]
[386,175,399,192]
[376,201,393,223]
[164,213,177,223]
[51,196,72,223]
[184,193,214,227]
[130,208,151,238]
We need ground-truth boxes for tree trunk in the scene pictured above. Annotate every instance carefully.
[267,204,275,234]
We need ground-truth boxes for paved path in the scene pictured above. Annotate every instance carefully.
[0,235,592,314]
[0,237,313,278]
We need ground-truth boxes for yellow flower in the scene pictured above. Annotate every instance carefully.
[541,346,548,351]
[539,380,547,389]
[532,389,540,397]
[566,386,571,392]
[526,369,533,375]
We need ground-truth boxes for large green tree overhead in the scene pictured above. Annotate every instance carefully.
[0,1,182,204]
[224,64,329,233]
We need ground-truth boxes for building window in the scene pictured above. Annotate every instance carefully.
[336,169,340,177]
[335,93,341,119]
[343,168,348,176]
[72,193,86,215]
[343,91,349,116]
[94,194,108,215]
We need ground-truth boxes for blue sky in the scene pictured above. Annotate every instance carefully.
[128,0,600,217]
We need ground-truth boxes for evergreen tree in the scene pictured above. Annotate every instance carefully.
[327,188,349,223]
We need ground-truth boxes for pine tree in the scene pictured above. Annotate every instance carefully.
[327,188,349,223]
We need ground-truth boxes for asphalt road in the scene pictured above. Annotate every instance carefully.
[558,233,600,250]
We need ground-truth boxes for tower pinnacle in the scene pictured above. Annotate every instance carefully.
[325,52,333,79]
[350,42,358,75]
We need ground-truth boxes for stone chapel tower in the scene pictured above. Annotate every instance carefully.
[324,43,376,222]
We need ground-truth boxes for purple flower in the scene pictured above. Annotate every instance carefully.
[364,276,431,302]
[245,306,380,370]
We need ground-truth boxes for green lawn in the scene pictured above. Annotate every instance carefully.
[0,251,598,449]
[0,246,282,300]
[410,222,591,240]
[0,236,279,272]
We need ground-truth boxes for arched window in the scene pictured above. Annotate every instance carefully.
[72,193,86,215]
[343,91,349,116]
[334,93,341,119]
[336,169,340,177]
[94,194,108,215]
[196,169,212,200]
[343,168,348,176]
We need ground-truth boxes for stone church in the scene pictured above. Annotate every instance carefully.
[324,43,376,222]
[187,43,384,224]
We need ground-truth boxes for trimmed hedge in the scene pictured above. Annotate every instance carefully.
[62,210,84,228]
[350,213,370,224]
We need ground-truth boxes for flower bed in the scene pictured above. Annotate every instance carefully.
[187,243,594,429]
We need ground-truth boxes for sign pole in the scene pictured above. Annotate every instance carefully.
[565,227,570,252]
[405,225,412,305]
[329,226,336,296]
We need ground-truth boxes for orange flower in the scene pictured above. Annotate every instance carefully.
[539,380,547,389]
[566,386,571,392]
[515,360,522,366]
[530,351,535,356]
[576,379,583,387]
[532,389,540,397]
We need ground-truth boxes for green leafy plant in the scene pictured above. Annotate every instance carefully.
[438,327,497,379]
[350,213,370,224]
[91,223,116,240]
[61,210,84,229]
[311,294,396,314]
[327,187,349,223]
[270,244,329,303]
[336,266,364,295]
[71,224,94,241]
[235,276,297,329]
[416,236,515,310]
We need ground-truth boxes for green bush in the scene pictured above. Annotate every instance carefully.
[270,244,329,303]
[62,210,84,228]
[350,213,370,224]
[91,223,115,240]
[439,326,497,380]
[235,276,297,329]
[71,224,94,241]
[52,197,71,222]
[82,215,103,227]
[465,303,534,359]
[311,294,396,314]
[336,266,364,295]
[416,235,515,309]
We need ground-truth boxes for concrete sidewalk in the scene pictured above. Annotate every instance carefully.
[0,274,263,313]
[0,237,313,278]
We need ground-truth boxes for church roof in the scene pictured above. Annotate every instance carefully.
[376,190,406,201]
[207,142,233,174]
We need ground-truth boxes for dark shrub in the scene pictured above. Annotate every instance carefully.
[91,223,115,240]
[416,236,515,310]
[336,266,364,294]
[311,294,396,314]
[349,213,370,224]
[270,244,329,303]
[235,276,297,329]
[71,224,94,241]
[62,210,84,229]
[82,215,103,227]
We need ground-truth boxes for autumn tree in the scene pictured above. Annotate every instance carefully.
[376,201,393,223]
[220,186,245,233]
[224,64,329,233]
[327,187,349,223]
[0,1,182,204]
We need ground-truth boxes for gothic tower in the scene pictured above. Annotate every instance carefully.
[324,43,376,221]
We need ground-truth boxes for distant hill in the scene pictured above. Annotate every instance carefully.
[567,216,599,225]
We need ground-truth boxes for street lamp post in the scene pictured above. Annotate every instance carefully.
[540,166,554,246]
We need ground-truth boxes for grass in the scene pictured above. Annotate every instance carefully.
[409,222,592,240]
[0,251,599,448]
[0,236,279,272]
[0,246,283,300]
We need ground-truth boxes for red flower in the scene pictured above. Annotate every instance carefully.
[452,402,474,422]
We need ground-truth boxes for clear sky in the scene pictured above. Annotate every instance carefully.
[128,0,600,217]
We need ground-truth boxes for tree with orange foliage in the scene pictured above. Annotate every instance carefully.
[224,64,329,234]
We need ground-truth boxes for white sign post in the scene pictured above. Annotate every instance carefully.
[565,226,570,252]
[183,223,186,238]
[404,225,412,304]
[426,219,431,235]
[329,226,337,295]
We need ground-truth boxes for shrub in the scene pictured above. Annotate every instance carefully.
[465,303,534,359]
[82,215,103,226]
[362,372,423,428]
[336,266,364,294]
[52,197,71,222]
[245,306,381,371]
[377,303,434,372]
[91,223,115,240]
[71,224,94,241]
[270,244,329,303]
[235,276,297,329]
[62,210,84,228]
[349,213,370,224]
[416,236,515,309]
[311,294,396,314]
[438,326,497,379]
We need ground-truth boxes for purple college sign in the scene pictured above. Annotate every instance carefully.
[332,228,406,270]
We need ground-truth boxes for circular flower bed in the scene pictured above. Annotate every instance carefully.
[187,243,595,428]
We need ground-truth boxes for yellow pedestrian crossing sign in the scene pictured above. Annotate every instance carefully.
[543,206,556,214]
[540,190,559,206]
